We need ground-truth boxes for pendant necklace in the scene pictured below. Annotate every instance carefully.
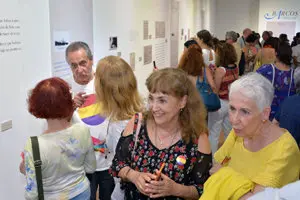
[155,125,179,147]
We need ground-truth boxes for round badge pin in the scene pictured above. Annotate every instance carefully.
[176,155,186,166]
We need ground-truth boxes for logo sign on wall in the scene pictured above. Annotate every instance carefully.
[264,10,300,20]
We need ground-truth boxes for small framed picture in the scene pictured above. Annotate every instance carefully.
[109,37,118,50]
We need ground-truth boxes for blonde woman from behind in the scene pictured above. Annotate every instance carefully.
[91,56,143,200]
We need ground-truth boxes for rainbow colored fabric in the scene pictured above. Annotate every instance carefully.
[77,94,107,152]
[77,94,105,126]
[91,137,107,153]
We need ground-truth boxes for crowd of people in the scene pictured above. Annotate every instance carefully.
[19,27,300,200]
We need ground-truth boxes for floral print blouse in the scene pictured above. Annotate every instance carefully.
[110,122,212,200]
[257,64,295,120]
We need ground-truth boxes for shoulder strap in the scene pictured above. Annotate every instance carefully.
[203,67,207,83]
[288,68,294,96]
[271,64,275,85]
[31,136,44,200]
[131,113,142,160]
[196,76,200,84]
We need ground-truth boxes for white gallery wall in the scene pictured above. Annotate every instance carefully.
[178,0,196,61]
[93,0,198,97]
[93,0,171,97]
[0,0,51,199]
[49,0,94,80]
[259,0,300,40]
[214,0,260,39]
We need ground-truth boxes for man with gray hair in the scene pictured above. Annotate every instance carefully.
[273,68,300,146]
[66,42,115,200]
[226,31,242,66]
[65,41,95,108]
[237,28,252,49]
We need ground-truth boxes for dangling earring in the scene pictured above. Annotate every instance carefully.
[180,108,184,112]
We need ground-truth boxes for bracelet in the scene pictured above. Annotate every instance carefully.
[123,168,131,180]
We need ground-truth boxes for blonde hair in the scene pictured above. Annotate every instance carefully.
[145,68,207,143]
[95,56,143,121]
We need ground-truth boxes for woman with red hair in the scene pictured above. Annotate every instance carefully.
[178,43,215,94]
[23,77,96,200]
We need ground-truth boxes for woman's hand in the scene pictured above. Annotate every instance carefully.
[129,170,156,196]
[146,171,177,198]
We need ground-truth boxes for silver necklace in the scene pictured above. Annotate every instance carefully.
[155,125,179,147]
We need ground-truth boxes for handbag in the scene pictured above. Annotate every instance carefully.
[239,51,246,76]
[196,68,221,112]
[31,136,44,200]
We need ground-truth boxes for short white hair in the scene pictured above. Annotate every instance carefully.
[229,72,274,111]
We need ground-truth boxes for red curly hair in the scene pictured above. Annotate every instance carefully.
[178,44,205,76]
[28,77,73,119]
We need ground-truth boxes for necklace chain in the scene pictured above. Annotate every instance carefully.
[155,125,179,147]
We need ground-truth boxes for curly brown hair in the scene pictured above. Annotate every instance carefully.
[178,44,205,76]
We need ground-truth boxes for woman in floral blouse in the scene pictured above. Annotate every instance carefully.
[110,68,212,200]
[257,42,296,120]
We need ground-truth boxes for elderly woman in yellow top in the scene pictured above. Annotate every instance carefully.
[201,73,300,200]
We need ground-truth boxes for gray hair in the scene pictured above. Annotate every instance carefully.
[65,41,93,64]
[226,31,238,42]
[229,73,274,111]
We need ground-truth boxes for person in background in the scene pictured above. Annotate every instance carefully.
[238,28,252,49]
[269,31,273,37]
[279,33,290,45]
[93,56,143,200]
[257,42,296,120]
[178,43,217,114]
[243,33,258,73]
[205,73,300,199]
[291,32,300,47]
[195,29,217,91]
[292,36,300,69]
[212,37,224,68]
[253,32,262,49]
[273,69,300,146]
[65,41,108,200]
[253,37,279,71]
[23,77,96,200]
[183,39,198,51]
[19,41,102,200]
[178,43,214,95]
[261,31,271,47]
[110,68,212,199]
[65,41,95,109]
[196,30,216,68]
[208,42,238,154]
[225,31,242,66]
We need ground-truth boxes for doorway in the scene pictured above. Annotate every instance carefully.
[170,0,179,68]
